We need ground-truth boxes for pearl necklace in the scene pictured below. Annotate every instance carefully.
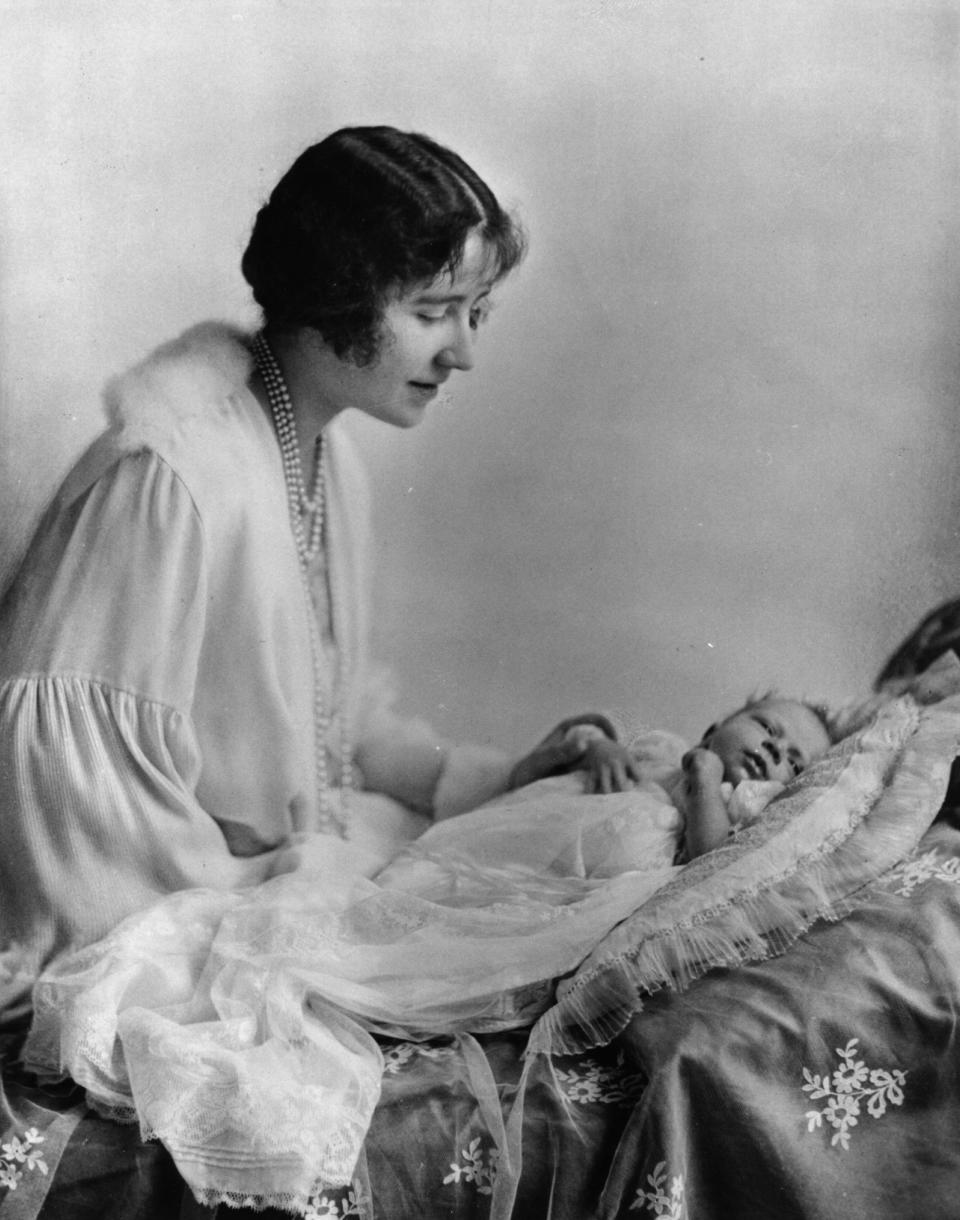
[252,331,351,836]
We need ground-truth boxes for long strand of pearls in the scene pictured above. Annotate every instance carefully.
[252,331,351,835]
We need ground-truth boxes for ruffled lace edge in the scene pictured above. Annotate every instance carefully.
[528,693,960,1057]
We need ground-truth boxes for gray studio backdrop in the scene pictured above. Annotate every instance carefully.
[2,0,957,752]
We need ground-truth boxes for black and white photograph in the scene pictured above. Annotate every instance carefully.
[2,3,959,1218]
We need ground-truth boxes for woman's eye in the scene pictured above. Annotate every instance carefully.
[417,299,492,330]
[469,300,493,330]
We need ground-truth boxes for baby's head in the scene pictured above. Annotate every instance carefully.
[700,695,831,786]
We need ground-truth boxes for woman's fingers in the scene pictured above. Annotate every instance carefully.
[547,712,618,742]
[508,735,584,789]
[508,714,620,791]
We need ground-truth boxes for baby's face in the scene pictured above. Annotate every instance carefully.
[701,698,831,786]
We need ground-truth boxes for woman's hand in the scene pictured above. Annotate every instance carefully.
[578,736,643,793]
[508,713,618,791]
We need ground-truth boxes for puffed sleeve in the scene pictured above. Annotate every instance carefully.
[0,451,274,1020]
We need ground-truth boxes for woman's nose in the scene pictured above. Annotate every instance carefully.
[762,739,782,766]
[436,324,475,372]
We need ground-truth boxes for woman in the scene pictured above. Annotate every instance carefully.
[0,126,606,1024]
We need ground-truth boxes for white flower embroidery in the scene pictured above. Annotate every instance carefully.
[381,1044,416,1075]
[303,1179,371,1219]
[802,1038,906,1149]
[0,1127,48,1191]
[555,1054,645,1106]
[382,1041,457,1075]
[556,1063,603,1103]
[631,1160,686,1218]
[442,1136,500,1195]
[888,850,960,896]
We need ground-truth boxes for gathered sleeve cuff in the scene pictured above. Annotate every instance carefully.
[0,675,277,1020]
[0,450,279,1020]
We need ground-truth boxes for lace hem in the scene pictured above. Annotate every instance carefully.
[175,1179,361,1215]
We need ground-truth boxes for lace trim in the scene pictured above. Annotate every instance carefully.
[530,693,960,1055]
[189,1180,371,1217]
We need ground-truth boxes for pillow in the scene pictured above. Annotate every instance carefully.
[528,658,960,1057]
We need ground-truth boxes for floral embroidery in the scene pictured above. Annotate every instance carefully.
[887,849,960,896]
[0,1127,49,1191]
[555,1053,645,1106]
[802,1038,906,1150]
[442,1136,499,1195]
[303,1179,371,1219]
[382,1041,457,1075]
[381,1044,416,1074]
[631,1161,686,1218]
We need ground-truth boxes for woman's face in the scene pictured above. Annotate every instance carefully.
[319,229,497,430]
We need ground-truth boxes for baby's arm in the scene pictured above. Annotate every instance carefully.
[681,747,732,859]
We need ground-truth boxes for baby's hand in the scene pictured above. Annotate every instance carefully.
[681,746,725,790]
[579,736,643,794]
[680,747,733,858]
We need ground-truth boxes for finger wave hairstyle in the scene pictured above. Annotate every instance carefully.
[242,126,527,365]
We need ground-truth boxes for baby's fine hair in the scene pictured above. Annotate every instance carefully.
[724,689,835,741]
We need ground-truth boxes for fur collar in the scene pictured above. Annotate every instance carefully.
[104,322,254,451]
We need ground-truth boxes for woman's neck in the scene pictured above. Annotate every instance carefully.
[253,327,343,475]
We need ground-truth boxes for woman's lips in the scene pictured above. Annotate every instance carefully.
[409,381,439,398]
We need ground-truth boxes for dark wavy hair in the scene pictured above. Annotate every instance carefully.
[241,126,527,364]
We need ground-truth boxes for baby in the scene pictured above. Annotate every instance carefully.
[567,694,832,861]
[374,693,834,914]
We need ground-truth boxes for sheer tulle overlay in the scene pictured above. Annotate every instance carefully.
[24,779,683,1213]
[24,662,960,1216]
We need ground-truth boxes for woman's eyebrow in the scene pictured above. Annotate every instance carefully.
[413,286,492,305]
